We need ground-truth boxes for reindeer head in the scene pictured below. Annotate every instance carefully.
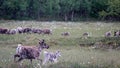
[39,39,49,49]
[55,51,61,57]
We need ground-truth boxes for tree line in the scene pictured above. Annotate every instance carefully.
[0,0,120,21]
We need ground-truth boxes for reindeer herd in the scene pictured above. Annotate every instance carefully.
[105,30,120,37]
[1,26,120,37]
[0,27,52,35]
[0,26,71,37]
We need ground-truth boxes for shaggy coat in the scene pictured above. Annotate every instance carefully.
[14,39,49,63]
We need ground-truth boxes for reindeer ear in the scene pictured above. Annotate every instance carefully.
[40,39,45,44]
[42,39,45,42]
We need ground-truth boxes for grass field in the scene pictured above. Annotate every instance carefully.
[0,21,120,68]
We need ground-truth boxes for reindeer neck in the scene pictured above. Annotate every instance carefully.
[38,46,43,52]
[39,47,42,51]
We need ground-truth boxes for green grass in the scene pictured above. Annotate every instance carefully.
[0,21,120,68]
[1,46,120,68]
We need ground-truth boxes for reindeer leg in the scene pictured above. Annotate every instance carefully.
[30,59,32,64]
[16,57,24,68]
[17,57,24,62]
[42,59,47,65]
[29,59,34,67]
[14,54,20,62]
[14,55,17,62]
[37,58,42,63]
[35,57,42,63]
[36,58,42,68]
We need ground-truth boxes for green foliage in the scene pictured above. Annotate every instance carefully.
[107,0,120,20]
[99,0,120,21]
[0,0,120,21]
[90,0,108,18]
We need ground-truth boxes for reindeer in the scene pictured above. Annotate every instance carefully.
[16,26,23,34]
[61,32,70,36]
[82,32,89,39]
[42,29,52,35]
[105,31,112,37]
[0,28,8,34]
[14,39,49,64]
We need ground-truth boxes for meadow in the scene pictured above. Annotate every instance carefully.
[0,21,120,68]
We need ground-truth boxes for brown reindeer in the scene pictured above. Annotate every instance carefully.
[14,39,49,64]
[0,28,8,34]
[42,29,52,35]
[61,32,70,36]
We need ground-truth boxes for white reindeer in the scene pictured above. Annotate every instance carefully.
[42,51,61,65]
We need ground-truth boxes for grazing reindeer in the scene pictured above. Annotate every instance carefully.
[61,32,70,36]
[23,27,32,34]
[14,39,49,64]
[115,30,120,37]
[105,31,112,37]
[82,32,89,39]
[16,26,23,34]
[83,32,89,37]
[42,29,52,35]
[0,28,8,34]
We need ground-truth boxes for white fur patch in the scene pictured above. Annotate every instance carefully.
[42,51,61,65]
[16,44,22,54]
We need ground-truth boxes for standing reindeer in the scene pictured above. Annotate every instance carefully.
[14,39,49,64]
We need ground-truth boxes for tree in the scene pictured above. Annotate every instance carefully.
[0,0,119,21]
[90,0,108,18]
[99,0,120,21]
[59,0,81,21]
